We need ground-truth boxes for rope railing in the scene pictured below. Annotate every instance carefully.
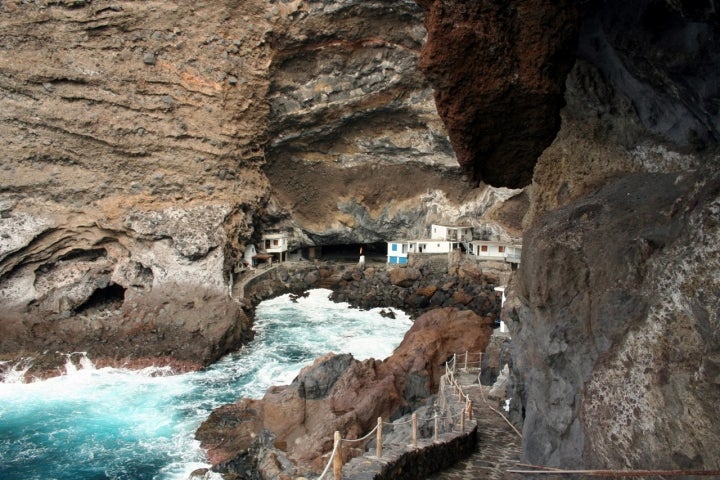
[315,352,482,479]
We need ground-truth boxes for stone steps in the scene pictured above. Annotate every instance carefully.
[428,384,522,480]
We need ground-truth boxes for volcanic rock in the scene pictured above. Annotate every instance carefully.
[417,0,580,188]
[506,1,720,471]
[196,307,494,477]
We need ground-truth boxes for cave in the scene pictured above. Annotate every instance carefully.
[305,242,388,263]
[74,283,126,314]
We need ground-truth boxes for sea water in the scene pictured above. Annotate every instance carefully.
[0,289,412,480]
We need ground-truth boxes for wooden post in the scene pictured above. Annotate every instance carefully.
[464,350,468,370]
[434,412,439,442]
[461,408,465,433]
[412,413,418,448]
[376,417,383,458]
[333,431,342,480]
[467,399,473,421]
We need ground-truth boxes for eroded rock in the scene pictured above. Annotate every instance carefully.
[196,307,494,477]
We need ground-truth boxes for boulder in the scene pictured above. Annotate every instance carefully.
[389,266,421,287]
[197,307,494,477]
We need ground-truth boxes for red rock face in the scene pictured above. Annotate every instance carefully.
[417,0,580,188]
[196,307,494,475]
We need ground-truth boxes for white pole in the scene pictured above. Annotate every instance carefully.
[376,417,383,458]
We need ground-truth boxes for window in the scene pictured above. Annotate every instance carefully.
[391,244,398,252]
[273,239,279,246]
[481,245,488,252]
[499,245,505,253]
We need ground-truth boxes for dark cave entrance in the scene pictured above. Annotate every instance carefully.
[306,242,387,263]
[75,283,126,315]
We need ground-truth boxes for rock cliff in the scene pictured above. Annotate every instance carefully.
[496,0,720,473]
[3,0,719,476]
[0,0,522,373]
[196,307,494,477]
[0,0,273,371]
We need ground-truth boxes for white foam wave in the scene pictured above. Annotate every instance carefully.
[0,288,413,480]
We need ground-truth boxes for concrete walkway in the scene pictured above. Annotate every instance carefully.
[429,377,523,480]
[231,264,279,299]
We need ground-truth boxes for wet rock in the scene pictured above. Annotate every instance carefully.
[197,307,494,477]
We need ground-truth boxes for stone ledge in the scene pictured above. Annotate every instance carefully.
[342,422,478,480]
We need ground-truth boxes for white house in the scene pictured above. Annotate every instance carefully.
[469,241,522,264]
[430,224,473,242]
[259,231,289,263]
[387,240,411,265]
[387,238,463,264]
[387,224,473,264]
[242,244,257,269]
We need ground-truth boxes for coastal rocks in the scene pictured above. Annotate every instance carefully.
[332,259,503,319]
[197,307,494,477]
[0,1,272,372]
[389,266,421,287]
[0,202,253,377]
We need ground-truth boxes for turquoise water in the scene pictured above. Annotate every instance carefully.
[0,289,412,480]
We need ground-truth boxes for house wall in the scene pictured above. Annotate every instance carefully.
[472,242,507,260]
[387,242,409,264]
[421,241,455,253]
[430,225,473,242]
[262,235,288,253]
[431,225,450,240]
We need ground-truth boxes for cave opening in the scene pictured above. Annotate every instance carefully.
[309,242,387,263]
[75,283,126,315]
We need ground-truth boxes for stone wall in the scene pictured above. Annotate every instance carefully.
[343,423,478,480]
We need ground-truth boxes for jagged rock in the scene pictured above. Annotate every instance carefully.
[388,266,421,287]
[197,307,494,477]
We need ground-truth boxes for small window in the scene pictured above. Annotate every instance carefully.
[498,245,505,253]
[273,239,279,246]
[392,244,398,252]
[481,245,488,252]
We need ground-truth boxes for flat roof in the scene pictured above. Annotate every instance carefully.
[431,224,473,228]
[471,240,522,247]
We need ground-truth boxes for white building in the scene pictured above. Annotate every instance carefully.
[469,241,522,264]
[430,224,473,242]
[387,223,471,264]
[242,244,257,269]
[386,224,522,265]
[259,231,289,263]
